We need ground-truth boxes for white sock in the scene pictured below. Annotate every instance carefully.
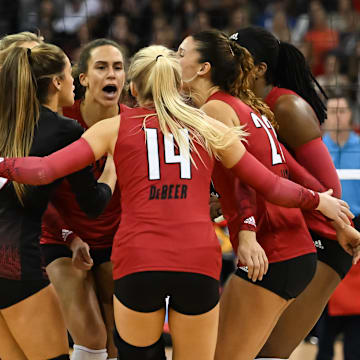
[107,358,117,360]
[71,344,108,360]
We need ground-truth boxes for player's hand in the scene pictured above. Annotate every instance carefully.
[70,237,93,270]
[317,189,354,228]
[209,195,222,221]
[237,230,268,282]
[334,224,360,264]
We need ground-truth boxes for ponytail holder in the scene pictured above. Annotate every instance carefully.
[27,48,33,65]
[156,55,163,61]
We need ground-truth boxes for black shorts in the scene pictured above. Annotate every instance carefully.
[311,231,353,279]
[0,277,50,309]
[235,253,317,300]
[114,271,219,315]
[41,244,112,267]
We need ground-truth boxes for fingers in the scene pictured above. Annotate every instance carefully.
[80,246,93,265]
[239,252,267,282]
[339,199,350,209]
[251,255,260,282]
[325,189,333,196]
[341,205,354,219]
[353,246,360,265]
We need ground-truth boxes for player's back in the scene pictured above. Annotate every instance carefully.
[111,107,221,279]
[209,92,315,263]
[0,106,84,280]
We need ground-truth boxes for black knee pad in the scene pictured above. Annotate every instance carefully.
[48,355,70,360]
[113,329,166,360]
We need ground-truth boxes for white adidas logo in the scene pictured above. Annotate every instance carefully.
[314,239,324,250]
[238,266,249,273]
[244,216,256,227]
[61,229,73,241]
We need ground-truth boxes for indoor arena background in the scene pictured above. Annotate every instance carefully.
[1,1,359,359]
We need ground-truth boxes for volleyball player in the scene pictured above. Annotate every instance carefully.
[41,39,128,360]
[0,45,352,360]
[231,26,360,360]
[0,44,115,360]
[176,29,357,360]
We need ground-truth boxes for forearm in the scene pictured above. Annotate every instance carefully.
[0,138,95,185]
[294,137,341,198]
[229,151,319,210]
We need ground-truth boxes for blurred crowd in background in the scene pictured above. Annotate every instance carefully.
[0,0,360,110]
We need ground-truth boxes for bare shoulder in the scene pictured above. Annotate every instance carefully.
[274,94,321,149]
[201,100,238,127]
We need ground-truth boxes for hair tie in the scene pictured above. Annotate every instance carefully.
[156,55,163,61]
[27,48,33,64]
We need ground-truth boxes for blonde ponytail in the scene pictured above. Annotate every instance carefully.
[129,45,246,161]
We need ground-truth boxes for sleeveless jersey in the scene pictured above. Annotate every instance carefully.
[40,100,129,248]
[111,107,221,280]
[265,86,337,240]
[208,91,315,263]
[0,107,87,280]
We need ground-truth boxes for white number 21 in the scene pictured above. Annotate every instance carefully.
[145,128,191,180]
[251,113,285,166]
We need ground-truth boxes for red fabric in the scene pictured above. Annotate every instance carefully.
[111,107,221,280]
[0,137,95,185]
[294,138,341,199]
[41,203,76,245]
[208,91,315,262]
[231,151,320,210]
[328,264,360,316]
[265,87,339,240]
[41,100,125,249]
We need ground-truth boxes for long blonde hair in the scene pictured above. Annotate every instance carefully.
[0,44,67,203]
[128,45,246,160]
[0,31,43,51]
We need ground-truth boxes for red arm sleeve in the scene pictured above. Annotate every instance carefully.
[294,137,341,198]
[232,183,257,232]
[0,138,95,185]
[230,151,320,210]
[282,144,326,192]
[42,203,77,245]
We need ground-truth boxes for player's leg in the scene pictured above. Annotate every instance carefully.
[168,272,220,360]
[258,237,352,359]
[45,253,108,359]
[0,310,27,360]
[1,283,70,359]
[92,253,117,359]
[216,253,317,360]
[113,272,167,360]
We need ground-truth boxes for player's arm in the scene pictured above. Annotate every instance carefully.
[274,95,341,198]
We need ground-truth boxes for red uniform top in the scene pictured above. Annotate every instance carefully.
[111,107,221,280]
[209,91,315,263]
[265,87,337,240]
[40,100,129,249]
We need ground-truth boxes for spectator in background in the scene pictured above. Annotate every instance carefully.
[316,91,360,360]
[322,92,360,218]
[316,51,351,99]
[304,0,339,76]
[226,6,250,35]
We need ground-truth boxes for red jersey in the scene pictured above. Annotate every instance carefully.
[209,91,315,263]
[40,100,129,249]
[265,87,337,240]
[111,107,221,280]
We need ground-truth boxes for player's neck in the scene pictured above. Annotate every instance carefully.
[80,99,119,128]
